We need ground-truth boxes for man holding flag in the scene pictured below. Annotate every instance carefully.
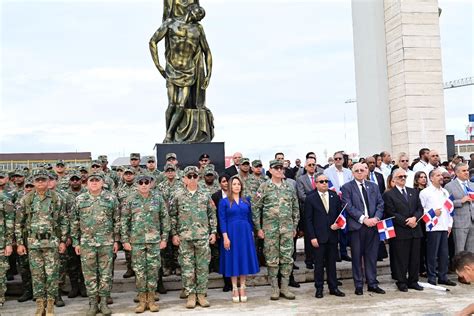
[304,173,345,299]
[382,169,424,292]
[419,169,456,286]
[445,163,474,256]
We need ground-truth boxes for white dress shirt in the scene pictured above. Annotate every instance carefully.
[404,169,415,188]
[413,160,428,173]
[381,162,393,181]
[356,180,369,223]
[336,169,345,187]
[419,185,454,231]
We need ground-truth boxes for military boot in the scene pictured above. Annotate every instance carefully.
[46,298,55,316]
[34,298,45,316]
[134,292,147,313]
[99,297,112,316]
[185,293,196,309]
[18,288,33,302]
[196,293,210,307]
[123,268,135,278]
[86,297,98,316]
[54,292,65,307]
[280,277,296,300]
[270,277,280,300]
[147,292,159,312]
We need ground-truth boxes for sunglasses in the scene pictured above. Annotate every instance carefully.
[400,160,409,163]
[317,180,329,184]
[334,157,343,161]
[307,163,316,167]
[89,178,101,182]
[147,161,155,164]
[138,180,150,185]
[354,169,365,173]
[91,165,101,168]
[187,174,199,179]
[431,154,439,157]
[200,159,209,162]
[165,169,175,173]
[397,175,407,179]
[272,166,283,170]
[25,185,34,188]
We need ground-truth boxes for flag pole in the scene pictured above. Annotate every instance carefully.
[332,203,348,226]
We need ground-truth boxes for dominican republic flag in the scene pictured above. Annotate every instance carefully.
[335,210,347,230]
[422,209,439,231]
[328,180,343,198]
[377,218,396,241]
[443,195,455,217]
[466,186,474,199]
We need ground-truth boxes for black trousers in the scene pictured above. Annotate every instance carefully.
[426,231,449,283]
[389,238,420,286]
[312,242,338,291]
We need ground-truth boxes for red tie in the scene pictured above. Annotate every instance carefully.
[311,176,316,189]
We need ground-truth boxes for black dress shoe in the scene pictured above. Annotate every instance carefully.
[428,279,436,286]
[438,279,457,286]
[329,289,345,297]
[293,264,300,270]
[408,283,423,291]
[315,289,323,299]
[289,278,300,288]
[355,288,363,295]
[397,285,408,292]
[337,280,343,286]
[305,263,314,269]
[367,286,386,294]
[341,255,352,262]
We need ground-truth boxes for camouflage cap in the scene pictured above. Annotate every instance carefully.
[87,172,104,181]
[69,171,81,180]
[79,166,88,172]
[45,163,53,170]
[269,159,284,168]
[33,170,49,180]
[204,166,215,175]
[90,160,102,167]
[130,153,141,160]
[184,166,199,176]
[136,174,152,182]
[123,168,135,175]
[145,156,156,162]
[48,172,59,180]
[165,153,177,160]
[116,165,125,172]
[164,163,176,171]
[56,160,66,166]
[0,170,8,177]
[240,157,250,165]
[25,176,34,185]
[98,155,108,163]
[252,159,263,167]
[12,169,26,177]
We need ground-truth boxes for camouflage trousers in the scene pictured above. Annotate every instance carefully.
[264,231,294,278]
[80,245,113,298]
[162,235,179,271]
[131,243,161,293]
[29,247,59,299]
[0,254,7,302]
[18,253,32,292]
[178,239,210,295]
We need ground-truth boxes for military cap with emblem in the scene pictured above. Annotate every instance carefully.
[165,153,177,160]
[33,169,50,180]
[90,160,102,167]
[164,163,176,171]
[240,158,250,165]
[184,166,199,176]
[269,159,284,168]
[87,172,104,181]
[252,159,263,167]
[145,156,156,162]
[136,174,152,182]
[48,172,59,180]
[130,153,141,160]
[56,160,66,166]
[123,168,135,174]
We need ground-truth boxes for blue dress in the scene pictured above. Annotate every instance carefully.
[218,197,260,277]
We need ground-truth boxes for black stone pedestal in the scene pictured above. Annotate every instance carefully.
[154,142,225,174]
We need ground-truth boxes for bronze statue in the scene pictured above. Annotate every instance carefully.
[150,1,214,143]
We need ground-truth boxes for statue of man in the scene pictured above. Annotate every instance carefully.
[150,4,212,143]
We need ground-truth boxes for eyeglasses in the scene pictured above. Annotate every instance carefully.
[25,185,34,189]
[200,159,209,163]
[187,174,199,179]
[272,166,283,171]
[334,157,343,161]
[317,180,329,184]
[147,161,155,164]
[307,163,316,167]
[165,169,175,173]
[354,169,365,173]
[396,175,407,179]
[400,160,409,163]
[91,165,101,168]
[138,180,150,185]
[130,158,139,161]
[89,178,100,182]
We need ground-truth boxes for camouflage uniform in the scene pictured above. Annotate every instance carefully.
[71,185,120,299]
[157,168,184,273]
[130,153,144,175]
[116,177,137,274]
[170,168,217,295]
[121,190,170,293]
[15,183,68,300]
[252,163,299,289]
[0,192,14,304]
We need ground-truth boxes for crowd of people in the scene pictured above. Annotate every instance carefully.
[0,148,473,315]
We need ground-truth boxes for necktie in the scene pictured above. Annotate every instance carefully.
[311,176,316,189]
[402,188,408,201]
[370,172,376,183]
[321,192,329,213]
[360,183,369,217]
[464,182,469,195]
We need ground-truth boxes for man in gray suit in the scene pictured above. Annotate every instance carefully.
[296,157,318,269]
[324,151,353,261]
[445,162,474,255]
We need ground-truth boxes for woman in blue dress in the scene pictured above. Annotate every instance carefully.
[219,175,259,303]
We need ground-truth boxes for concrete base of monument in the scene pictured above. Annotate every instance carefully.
[155,142,225,173]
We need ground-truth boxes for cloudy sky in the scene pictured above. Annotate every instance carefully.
[1,0,473,166]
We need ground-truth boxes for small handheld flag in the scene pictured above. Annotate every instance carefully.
[466,186,474,199]
[328,180,343,199]
[335,210,347,230]
[377,218,396,241]
[421,209,439,231]
[443,195,455,217]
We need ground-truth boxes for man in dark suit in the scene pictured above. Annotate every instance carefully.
[305,173,345,298]
[341,163,385,295]
[383,168,424,292]
[224,152,242,177]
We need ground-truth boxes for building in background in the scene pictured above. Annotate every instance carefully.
[0,152,92,170]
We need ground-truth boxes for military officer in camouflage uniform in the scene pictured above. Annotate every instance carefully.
[165,153,184,179]
[144,156,163,185]
[170,166,217,309]
[0,188,14,307]
[130,153,144,175]
[238,158,252,197]
[157,163,184,277]
[198,165,220,196]
[15,177,35,302]
[71,172,120,316]
[16,170,68,316]
[90,161,114,191]
[252,159,300,300]
[197,153,211,179]
[121,174,170,313]
[98,155,119,189]
[246,160,268,197]
[66,172,87,298]
[55,160,70,191]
